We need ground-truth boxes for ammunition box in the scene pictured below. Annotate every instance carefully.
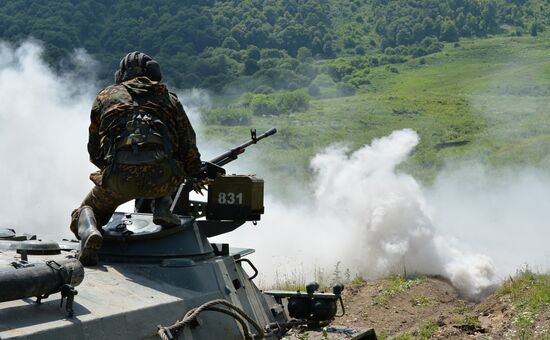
[207,175,264,221]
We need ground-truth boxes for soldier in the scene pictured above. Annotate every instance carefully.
[70,51,202,266]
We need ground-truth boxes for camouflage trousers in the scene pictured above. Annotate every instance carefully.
[70,160,183,238]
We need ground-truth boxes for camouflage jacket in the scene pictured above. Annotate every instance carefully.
[87,77,201,176]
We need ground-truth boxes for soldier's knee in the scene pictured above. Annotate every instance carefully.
[70,206,86,239]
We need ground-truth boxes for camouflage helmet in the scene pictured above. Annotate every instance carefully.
[114,51,162,84]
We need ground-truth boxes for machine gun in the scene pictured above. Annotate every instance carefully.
[136,128,277,221]
[209,127,277,168]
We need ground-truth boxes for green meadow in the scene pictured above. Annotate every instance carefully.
[204,35,550,186]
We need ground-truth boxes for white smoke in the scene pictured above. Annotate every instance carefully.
[426,165,550,277]
[219,130,500,300]
[0,41,95,238]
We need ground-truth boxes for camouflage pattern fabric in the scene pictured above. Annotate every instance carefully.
[70,77,201,238]
[70,160,183,237]
[87,76,201,175]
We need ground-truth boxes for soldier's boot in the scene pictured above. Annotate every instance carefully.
[153,196,181,227]
[77,206,103,266]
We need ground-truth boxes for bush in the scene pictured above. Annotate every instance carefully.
[323,60,354,81]
[296,63,318,79]
[387,66,399,73]
[221,36,240,50]
[251,94,280,115]
[380,55,408,64]
[311,73,336,88]
[411,46,428,58]
[253,85,275,94]
[260,48,288,59]
[347,76,370,87]
[297,47,313,62]
[246,45,261,60]
[204,108,251,126]
[275,90,310,113]
[336,82,356,97]
[243,59,259,75]
[255,68,309,90]
[240,92,254,107]
[421,37,443,54]
[250,90,310,115]
[308,83,320,97]
[369,57,379,66]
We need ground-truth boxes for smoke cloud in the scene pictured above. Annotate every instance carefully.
[0,41,95,238]
[219,130,501,300]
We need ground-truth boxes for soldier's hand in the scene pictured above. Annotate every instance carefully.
[191,177,210,195]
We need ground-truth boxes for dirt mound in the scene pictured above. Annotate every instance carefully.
[338,276,484,339]
[286,275,549,339]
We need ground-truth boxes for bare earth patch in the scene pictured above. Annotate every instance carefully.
[285,275,549,339]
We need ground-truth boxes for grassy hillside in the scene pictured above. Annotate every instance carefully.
[203,35,550,186]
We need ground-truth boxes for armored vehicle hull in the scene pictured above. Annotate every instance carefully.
[0,214,287,339]
[0,210,374,340]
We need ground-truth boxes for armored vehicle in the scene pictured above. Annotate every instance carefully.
[0,129,376,340]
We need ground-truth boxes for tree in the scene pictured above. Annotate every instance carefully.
[243,58,259,75]
[482,0,498,32]
[411,23,424,43]
[221,36,240,50]
[322,40,336,58]
[530,21,540,36]
[396,28,412,45]
[440,20,459,42]
[297,47,312,62]
[422,17,436,36]
[246,45,261,60]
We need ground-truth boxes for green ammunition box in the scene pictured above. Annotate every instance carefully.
[206,175,264,221]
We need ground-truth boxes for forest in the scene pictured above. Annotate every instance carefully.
[0,0,548,93]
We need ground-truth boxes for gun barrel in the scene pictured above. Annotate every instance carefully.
[209,128,277,167]
[258,127,277,140]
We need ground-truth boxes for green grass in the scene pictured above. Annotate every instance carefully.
[409,295,433,307]
[394,319,439,340]
[374,275,424,305]
[451,304,482,329]
[497,269,550,339]
[204,35,550,190]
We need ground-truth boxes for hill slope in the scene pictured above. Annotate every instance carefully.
[203,35,550,185]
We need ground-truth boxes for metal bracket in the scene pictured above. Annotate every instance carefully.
[236,258,258,281]
[37,260,79,317]
[337,296,346,317]
[36,294,49,304]
[10,260,34,269]
[59,284,78,317]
